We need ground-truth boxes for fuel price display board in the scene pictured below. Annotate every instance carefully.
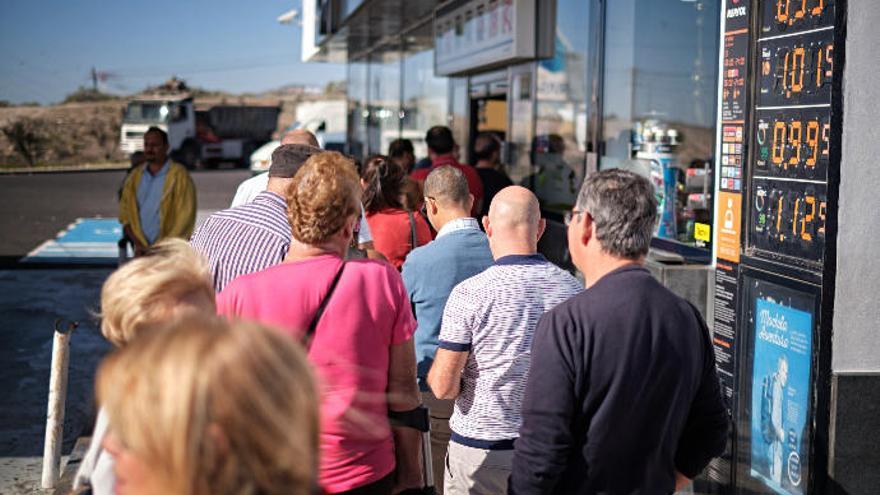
[748,0,836,267]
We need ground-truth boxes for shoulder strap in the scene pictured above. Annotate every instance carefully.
[407,210,417,252]
[303,260,346,348]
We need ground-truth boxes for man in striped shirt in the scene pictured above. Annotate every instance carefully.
[427,186,582,495]
[190,141,320,292]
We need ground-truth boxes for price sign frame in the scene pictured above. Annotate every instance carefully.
[745,0,837,269]
[726,0,846,493]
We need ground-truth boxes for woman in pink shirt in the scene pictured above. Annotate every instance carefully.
[217,151,423,494]
[361,155,432,270]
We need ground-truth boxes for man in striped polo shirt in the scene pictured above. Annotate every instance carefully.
[190,140,320,292]
[427,186,582,495]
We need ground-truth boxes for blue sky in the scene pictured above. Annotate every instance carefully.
[0,0,345,104]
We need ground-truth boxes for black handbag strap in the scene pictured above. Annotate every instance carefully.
[407,210,418,252]
[303,260,346,348]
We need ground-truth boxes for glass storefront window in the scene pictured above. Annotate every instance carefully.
[532,0,592,215]
[368,46,401,156]
[347,58,368,160]
[402,28,448,161]
[449,77,469,164]
[600,0,720,254]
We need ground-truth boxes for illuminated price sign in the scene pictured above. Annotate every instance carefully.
[761,0,834,36]
[750,179,826,263]
[754,109,830,180]
[758,31,833,106]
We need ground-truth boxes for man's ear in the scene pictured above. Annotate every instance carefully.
[482,215,491,236]
[466,193,475,214]
[536,218,547,242]
[580,212,594,247]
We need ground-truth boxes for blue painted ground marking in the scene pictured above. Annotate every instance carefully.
[23,218,123,264]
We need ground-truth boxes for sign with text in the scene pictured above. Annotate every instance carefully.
[434,0,536,76]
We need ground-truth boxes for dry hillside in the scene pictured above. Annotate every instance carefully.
[0,84,345,168]
[0,101,126,168]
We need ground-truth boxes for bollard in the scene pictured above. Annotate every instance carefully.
[41,319,77,489]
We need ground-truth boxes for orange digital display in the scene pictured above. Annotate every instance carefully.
[759,30,833,107]
[751,181,827,262]
[755,111,829,180]
[769,0,832,31]
[749,1,835,265]
[772,42,832,99]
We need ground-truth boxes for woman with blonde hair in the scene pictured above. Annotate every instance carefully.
[95,314,319,495]
[218,151,423,494]
[74,239,216,494]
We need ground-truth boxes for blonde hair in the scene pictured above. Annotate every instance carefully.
[100,239,214,347]
[286,151,361,245]
[96,314,319,495]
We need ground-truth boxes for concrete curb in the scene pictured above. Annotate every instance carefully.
[0,163,129,175]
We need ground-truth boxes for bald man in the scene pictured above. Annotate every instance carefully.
[427,186,582,495]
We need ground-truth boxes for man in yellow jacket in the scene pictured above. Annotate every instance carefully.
[119,127,197,256]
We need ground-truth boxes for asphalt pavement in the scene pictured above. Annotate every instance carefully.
[0,168,250,260]
[0,168,249,493]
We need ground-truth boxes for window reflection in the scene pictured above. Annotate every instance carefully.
[531,0,592,213]
[347,59,368,160]
[600,0,719,251]
[402,44,448,162]
[368,47,401,156]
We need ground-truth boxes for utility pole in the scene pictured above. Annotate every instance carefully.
[91,67,98,91]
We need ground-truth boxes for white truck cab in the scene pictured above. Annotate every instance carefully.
[120,94,279,168]
[119,95,195,155]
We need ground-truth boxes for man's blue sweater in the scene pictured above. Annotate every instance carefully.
[402,225,494,390]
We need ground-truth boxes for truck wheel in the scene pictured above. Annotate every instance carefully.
[178,140,199,169]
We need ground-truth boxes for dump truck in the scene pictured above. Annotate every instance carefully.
[119,94,280,168]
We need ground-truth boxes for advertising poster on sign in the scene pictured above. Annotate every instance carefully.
[749,297,812,495]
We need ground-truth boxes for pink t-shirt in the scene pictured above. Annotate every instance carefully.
[216,254,417,493]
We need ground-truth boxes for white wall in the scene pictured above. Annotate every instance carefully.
[832,0,880,372]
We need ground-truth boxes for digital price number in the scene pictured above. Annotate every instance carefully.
[758,32,833,106]
[755,110,830,180]
[762,0,834,35]
[750,180,827,262]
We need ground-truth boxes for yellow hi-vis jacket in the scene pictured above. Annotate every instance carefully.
[118,161,197,247]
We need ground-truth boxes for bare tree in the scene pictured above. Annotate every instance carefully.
[2,118,47,167]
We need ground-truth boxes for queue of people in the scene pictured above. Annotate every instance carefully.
[86,125,728,495]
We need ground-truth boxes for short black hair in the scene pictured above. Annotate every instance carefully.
[473,132,501,161]
[388,138,414,158]
[425,126,455,155]
[144,126,169,146]
[268,144,321,178]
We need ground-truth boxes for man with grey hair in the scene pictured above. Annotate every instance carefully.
[401,165,494,492]
[427,186,581,495]
[509,169,728,494]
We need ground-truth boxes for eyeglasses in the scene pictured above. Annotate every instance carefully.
[420,196,436,217]
[564,209,583,227]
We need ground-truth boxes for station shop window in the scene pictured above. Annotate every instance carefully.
[531,0,592,216]
[367,47,402,157]
[347,58,369,160]
[599,0,720,256]
[401,29,449,161]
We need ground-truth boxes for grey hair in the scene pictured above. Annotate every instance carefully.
[424,165,469,207]
[575,169,657,259]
